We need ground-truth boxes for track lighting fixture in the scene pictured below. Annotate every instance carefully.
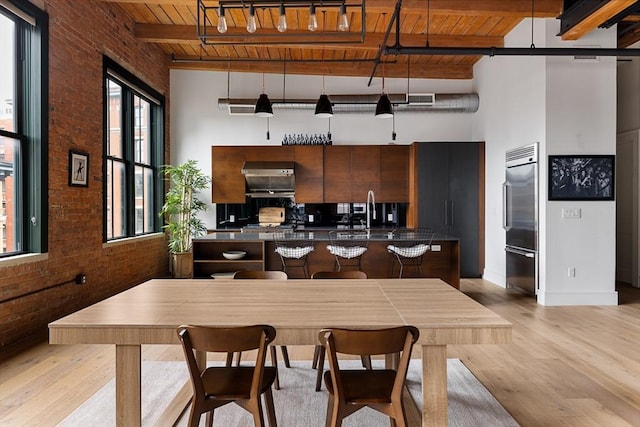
[197,1,365,46]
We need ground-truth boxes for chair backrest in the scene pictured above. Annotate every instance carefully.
[311,270,368,279]
[177,324,276,398]
[233,270,288,280]
[318,326,419,400]
[328,230,369,248]
[390,228,435,250]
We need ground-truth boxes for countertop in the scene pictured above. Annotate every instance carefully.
[195,229,459,242]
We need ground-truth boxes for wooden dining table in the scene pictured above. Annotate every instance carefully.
[49,278,512,427]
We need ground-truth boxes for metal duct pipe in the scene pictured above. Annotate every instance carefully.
[218,93,479,113]
[384,46,640,57]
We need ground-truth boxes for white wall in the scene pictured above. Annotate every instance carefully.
[616,41,640,287]
[473,18,619,305]
[471,18,547,288]
[170,70,475,226]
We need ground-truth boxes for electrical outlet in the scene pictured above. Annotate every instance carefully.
[567,267,576,277]
[308,214,314,223]
[229,214,235,222]
[387,213,393,222]
[431,244,441,252]
[75,274,86,285]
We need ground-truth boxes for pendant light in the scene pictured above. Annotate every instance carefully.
[375,13,393,118]
[277,2,287,32]
[255,42,273,117]
[217,6,227,33]
[315,11,333,118]
[337,3,349,31]
[246,5,257,33]
[308,4,318,31]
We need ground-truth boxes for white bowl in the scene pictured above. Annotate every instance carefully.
[223,250,247,260]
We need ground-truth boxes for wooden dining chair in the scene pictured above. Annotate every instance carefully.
[233,270,288,280]
[310,270,369,391]
[318,326,419,427]
[311,270,368,279]
[177,324,278,427]
[232,270,290,390]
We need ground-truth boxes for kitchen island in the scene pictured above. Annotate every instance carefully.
[193,229,460,288]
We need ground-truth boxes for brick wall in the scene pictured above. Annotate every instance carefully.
[0,0,171,350]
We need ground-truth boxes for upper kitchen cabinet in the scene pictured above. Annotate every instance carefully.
[323,145,353,202]
[351,145,381,199]
[412,142,485,278]
[211,147,246,203]
[379,145,410,202]
[294,146,324,203]
[211,146,293,203]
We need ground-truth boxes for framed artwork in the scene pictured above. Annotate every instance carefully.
[69,150,89,187]
[548,155,614,201]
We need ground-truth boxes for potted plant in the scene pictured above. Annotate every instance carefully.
[159,160,210,278]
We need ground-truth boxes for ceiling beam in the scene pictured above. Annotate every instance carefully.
[169,56,474,79]
[135,23,504,49]
[559,0,638,40]
[97,0,563,17]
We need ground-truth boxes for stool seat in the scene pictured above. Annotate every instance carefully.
[387,229,435,278]
[327,230,369,271]
[274,232,314,278]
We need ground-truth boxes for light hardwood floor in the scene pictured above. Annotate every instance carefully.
[1,279,638,426]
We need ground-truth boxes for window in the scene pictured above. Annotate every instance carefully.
[104,58,164,241]
[0,2,48,257]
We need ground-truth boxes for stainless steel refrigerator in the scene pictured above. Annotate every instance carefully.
[503,143,538,295]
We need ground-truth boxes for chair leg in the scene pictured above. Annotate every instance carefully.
[264,387,278,427]
[361,355,372,370]
[225,352,234,367]
[315,346,325,391]
[271,346,280,390]
[312,345,320,369]
[280,346,291,368]
[235,351,242,366]
[205,410,214,427]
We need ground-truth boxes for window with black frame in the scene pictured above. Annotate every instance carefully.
[104,58,164,241]
[0,2,48,257]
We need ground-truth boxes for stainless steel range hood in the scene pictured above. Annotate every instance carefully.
[241,161,295,198]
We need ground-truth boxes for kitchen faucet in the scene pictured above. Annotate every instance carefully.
[366,190,376,236]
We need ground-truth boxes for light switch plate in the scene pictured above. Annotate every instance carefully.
[562,208,581,219]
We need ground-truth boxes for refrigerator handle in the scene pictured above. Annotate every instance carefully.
[443,201,449,226]
[502,181,511,231]
[449,200,454,226]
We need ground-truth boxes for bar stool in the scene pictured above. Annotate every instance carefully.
[387,228,435,278]
[274,231,314,278]
[326,230,369,271]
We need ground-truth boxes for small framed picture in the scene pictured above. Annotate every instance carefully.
[69,150,89,187]
[548,155,614,201]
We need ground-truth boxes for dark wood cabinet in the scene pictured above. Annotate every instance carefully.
[414,142,484,278]
[323,145,353,202]
[212,145,409,204]
[211,146,293,203]
[294,146,324,203]
[379,145,410,202]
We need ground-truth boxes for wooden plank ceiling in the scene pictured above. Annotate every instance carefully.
[98,0,640,79]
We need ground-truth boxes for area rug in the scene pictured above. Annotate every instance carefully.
[59,359,518,427]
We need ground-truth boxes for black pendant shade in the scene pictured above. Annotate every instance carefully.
[314,94,333,118]
[375,93,393,118]
[255,93,273,117]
